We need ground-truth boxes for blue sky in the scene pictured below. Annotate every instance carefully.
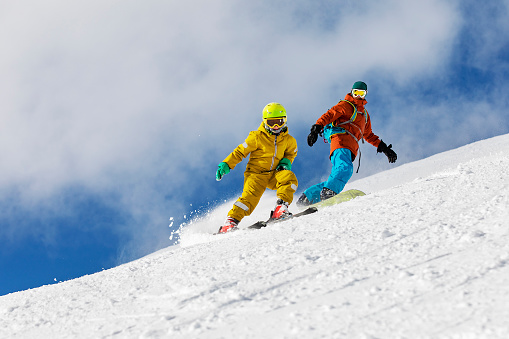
[1,0,508,296]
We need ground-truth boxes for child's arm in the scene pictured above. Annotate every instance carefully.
[222,131,257,170]
[283,136,298,164]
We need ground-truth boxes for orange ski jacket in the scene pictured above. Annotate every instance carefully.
[316,93,381,159]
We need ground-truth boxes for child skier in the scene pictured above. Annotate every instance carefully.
[216,103,298,233]
[297,81,397,206]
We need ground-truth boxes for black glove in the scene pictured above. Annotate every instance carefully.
[377,140,397,163]
[307,124,323,147]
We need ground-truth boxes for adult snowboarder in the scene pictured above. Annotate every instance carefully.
[216,103,299,233]
[297,81,397,206]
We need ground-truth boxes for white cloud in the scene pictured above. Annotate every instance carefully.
[1,0,507,260]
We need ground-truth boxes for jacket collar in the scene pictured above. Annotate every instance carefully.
[345,93,367,112]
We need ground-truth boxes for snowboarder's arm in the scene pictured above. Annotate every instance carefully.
[315,103,347,127]
[308,103,347,147]
[364,115,397,163]
[363,116,381,148]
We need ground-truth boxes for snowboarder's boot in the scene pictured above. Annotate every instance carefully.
[218,217,239,233]
[296,193,311,207]
[320,187,337,201]
[270,199,292,220]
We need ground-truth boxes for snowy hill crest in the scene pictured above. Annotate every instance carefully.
[1,135,509,338]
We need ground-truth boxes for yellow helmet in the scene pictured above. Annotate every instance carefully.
[262,102,287,134]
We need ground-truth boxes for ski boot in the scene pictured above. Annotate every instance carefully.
[320,187,337,201]
[270,199,292,220]
[296,193,311,207]
[218,217,239,233]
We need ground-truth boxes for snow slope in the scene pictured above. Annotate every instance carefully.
[1,134,509,339]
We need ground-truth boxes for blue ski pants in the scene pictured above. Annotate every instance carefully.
[303,148,353,204]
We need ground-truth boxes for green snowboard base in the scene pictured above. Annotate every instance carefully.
[309,189,366,208]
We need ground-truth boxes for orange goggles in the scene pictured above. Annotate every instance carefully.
[265,117,286,129]
[352,89,367,98]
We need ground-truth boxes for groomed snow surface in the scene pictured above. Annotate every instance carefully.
[1,135,509,338]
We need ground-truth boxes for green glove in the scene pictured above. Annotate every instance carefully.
[216,162,230,181]
[276,158,292,171]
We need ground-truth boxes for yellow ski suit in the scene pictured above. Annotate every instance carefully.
[223,122,298,222]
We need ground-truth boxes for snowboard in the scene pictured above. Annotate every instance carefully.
[247,206,318,230]
[309,189,365,208]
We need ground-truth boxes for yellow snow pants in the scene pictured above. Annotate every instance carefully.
[228,169,298,222]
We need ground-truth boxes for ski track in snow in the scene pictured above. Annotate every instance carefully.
[1,135,509,338]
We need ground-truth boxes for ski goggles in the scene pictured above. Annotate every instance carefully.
[265,117,286,129]
[352,89,367,98]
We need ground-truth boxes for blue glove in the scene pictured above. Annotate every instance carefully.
[276,158,292,171]
[216,162,230,181]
